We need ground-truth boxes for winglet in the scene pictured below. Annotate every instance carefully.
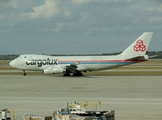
[121,32,153,56]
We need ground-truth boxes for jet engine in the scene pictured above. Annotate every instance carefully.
[43,66,66,74]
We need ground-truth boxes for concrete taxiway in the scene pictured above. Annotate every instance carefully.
[0,75,162,120]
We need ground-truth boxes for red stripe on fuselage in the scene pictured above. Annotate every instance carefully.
[58,60,146,62]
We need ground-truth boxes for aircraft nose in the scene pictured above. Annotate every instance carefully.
[9,60,16,67]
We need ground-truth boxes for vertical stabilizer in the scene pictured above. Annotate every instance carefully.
[121,32,153,56]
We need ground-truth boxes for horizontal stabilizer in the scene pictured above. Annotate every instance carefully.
[126,55,149,61]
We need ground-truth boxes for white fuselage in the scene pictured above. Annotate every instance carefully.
[9,32,153,76]
[9,54,144,72]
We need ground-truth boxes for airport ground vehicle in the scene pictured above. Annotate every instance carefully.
[0,109,15,120]
[1,101,114,120]
[53,100,115,120]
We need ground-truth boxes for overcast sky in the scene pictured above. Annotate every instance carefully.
[0,0,162,54]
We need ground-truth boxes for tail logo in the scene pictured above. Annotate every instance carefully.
[134,40,146,52]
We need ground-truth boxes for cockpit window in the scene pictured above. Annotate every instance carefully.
[18,55,27,58]
[18,55,32,59]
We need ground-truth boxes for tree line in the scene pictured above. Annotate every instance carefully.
[0,51,162,60]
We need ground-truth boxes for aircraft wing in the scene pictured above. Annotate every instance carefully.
[149,55,158,58]
[127,54,158,61]
[66,64,78,73]
[65,64,87,73]
[126,55,149,61]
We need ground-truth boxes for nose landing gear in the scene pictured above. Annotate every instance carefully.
[22,70,26,76]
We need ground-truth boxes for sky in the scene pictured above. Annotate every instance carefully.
[0,0,162,55]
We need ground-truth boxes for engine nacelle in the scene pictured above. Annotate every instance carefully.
[43,67,66,75]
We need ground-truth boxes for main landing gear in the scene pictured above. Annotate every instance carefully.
[73,72,83,76]
[63,73,70,76]
[22,70,26,76]
[63,72,83,76]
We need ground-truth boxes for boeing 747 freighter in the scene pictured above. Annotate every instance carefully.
[9,32,153,76]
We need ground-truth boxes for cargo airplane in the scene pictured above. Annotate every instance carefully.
[9,32,153,76]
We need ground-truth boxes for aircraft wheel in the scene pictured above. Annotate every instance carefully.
[64,73,70,76]
[22,70,26,76]
[22,73,26,76]
[73,72,83,76]
[77,72,83,76]
[80,73,83,76]
[73,73,77,76]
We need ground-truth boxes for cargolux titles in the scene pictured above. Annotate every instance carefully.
[26,58,58,67]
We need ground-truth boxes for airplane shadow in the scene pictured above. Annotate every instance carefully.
[49,75,99,78]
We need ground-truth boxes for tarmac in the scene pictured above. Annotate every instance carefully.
[0,75,162,120]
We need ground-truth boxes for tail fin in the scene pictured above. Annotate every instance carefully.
[121,32,153,56]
